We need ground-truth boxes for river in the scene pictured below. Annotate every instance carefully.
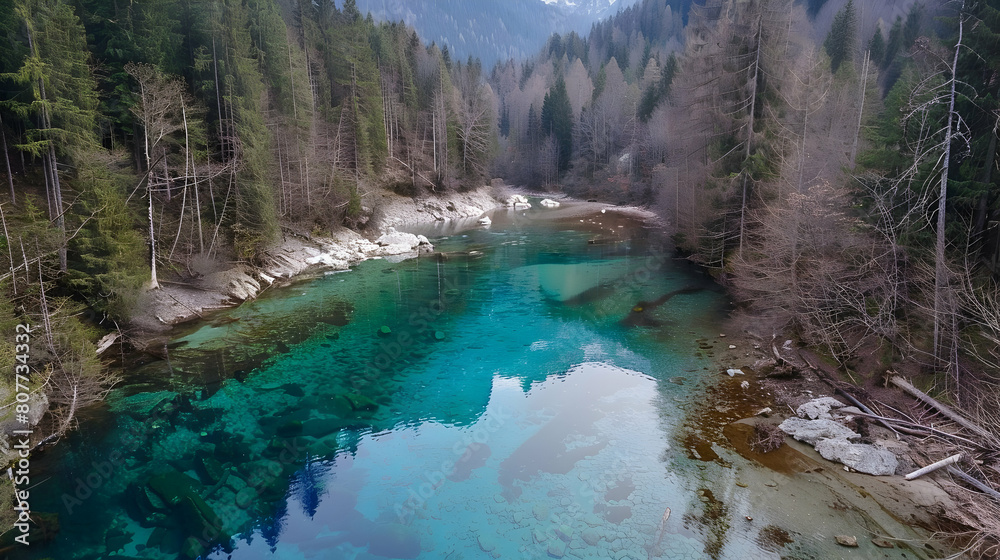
[16,199,929,559]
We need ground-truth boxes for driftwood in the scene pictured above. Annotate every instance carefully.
[845,408,982,446]
[95,333,119,355]
[946,466,1000,502]
[905,453,964,480]
[835,388,901,438]
[890,376,994,441]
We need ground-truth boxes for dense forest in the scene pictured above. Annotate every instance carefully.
[1,0,1000,553]
[0,0,502,521]
[491,0,1000,428]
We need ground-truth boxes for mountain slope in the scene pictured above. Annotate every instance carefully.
[355,0,640,65]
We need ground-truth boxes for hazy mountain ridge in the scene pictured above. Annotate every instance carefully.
[356,0,640,65]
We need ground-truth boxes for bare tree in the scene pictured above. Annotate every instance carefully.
[125,63,186,289]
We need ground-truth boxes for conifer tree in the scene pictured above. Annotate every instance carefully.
[541,75,573,173]
[824,0,856,73]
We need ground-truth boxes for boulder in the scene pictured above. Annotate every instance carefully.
[507,194,531,209]
[796,397,848,420]
[147,470,202,506]
[195,453,226,486]
[540,198,560,207]
[814,439,898,476]
[374,228,433,255]
[778,417,860,446]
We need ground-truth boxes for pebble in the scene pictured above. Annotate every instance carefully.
[835,535,859,547]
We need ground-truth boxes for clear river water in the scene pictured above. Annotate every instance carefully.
[13,201,930,560]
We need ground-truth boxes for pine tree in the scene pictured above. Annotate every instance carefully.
[824,0,856,73]
[540,75,573,173]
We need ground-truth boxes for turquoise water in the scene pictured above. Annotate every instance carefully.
[16,204,924,559]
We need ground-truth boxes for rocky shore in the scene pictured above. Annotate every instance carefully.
[131,187,500,336]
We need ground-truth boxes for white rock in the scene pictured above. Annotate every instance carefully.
[478,216,492,225]
[814,439,899,476]
[796,397,848,420]
[726,368,745,376]
[373,228,433,255]
[507,194,531,209]
[540,198,560,207]
[778,417,861,446]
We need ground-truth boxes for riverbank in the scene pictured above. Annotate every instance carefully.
[685,324,992,557]
[129,186,501,340]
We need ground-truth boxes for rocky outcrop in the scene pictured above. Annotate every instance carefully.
[779,396,900,476]
[374,227,433,255]
[814,439,899,476]
[778,417,861,446]
[373,186,499,228]
[507,194,531,209]
[796,397,847,420]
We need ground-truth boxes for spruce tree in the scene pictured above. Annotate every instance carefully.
[540,76,573,173]
[868,28,886,67]
[824,0,856,73]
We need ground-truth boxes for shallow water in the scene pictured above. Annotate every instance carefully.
[17,203,926,559]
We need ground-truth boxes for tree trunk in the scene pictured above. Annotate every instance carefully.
[0,204,14,294]
[849,50,870,168]
[182,97,204,254]
[0,112,14,204]
[933,4,964,368]
[738,14,763,258]
[26,23,67,272]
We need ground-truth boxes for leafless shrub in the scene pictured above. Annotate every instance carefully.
[935,488,1000,560]
[749,423,785,453]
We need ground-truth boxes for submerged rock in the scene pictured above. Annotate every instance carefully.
[547,539,567,558]
[478,534,497,552]
[148,470,202,506]
[814,439,898,476]
[778,417,860,446]
[367,523,421,559]
[581,527,603,546]
[195,453,226,486]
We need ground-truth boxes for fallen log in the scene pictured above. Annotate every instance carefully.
[835,388,901,438]
[905,453,964,480]
[889,376,994,441]
[946,466,1000,502]
[845,409,981,446]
